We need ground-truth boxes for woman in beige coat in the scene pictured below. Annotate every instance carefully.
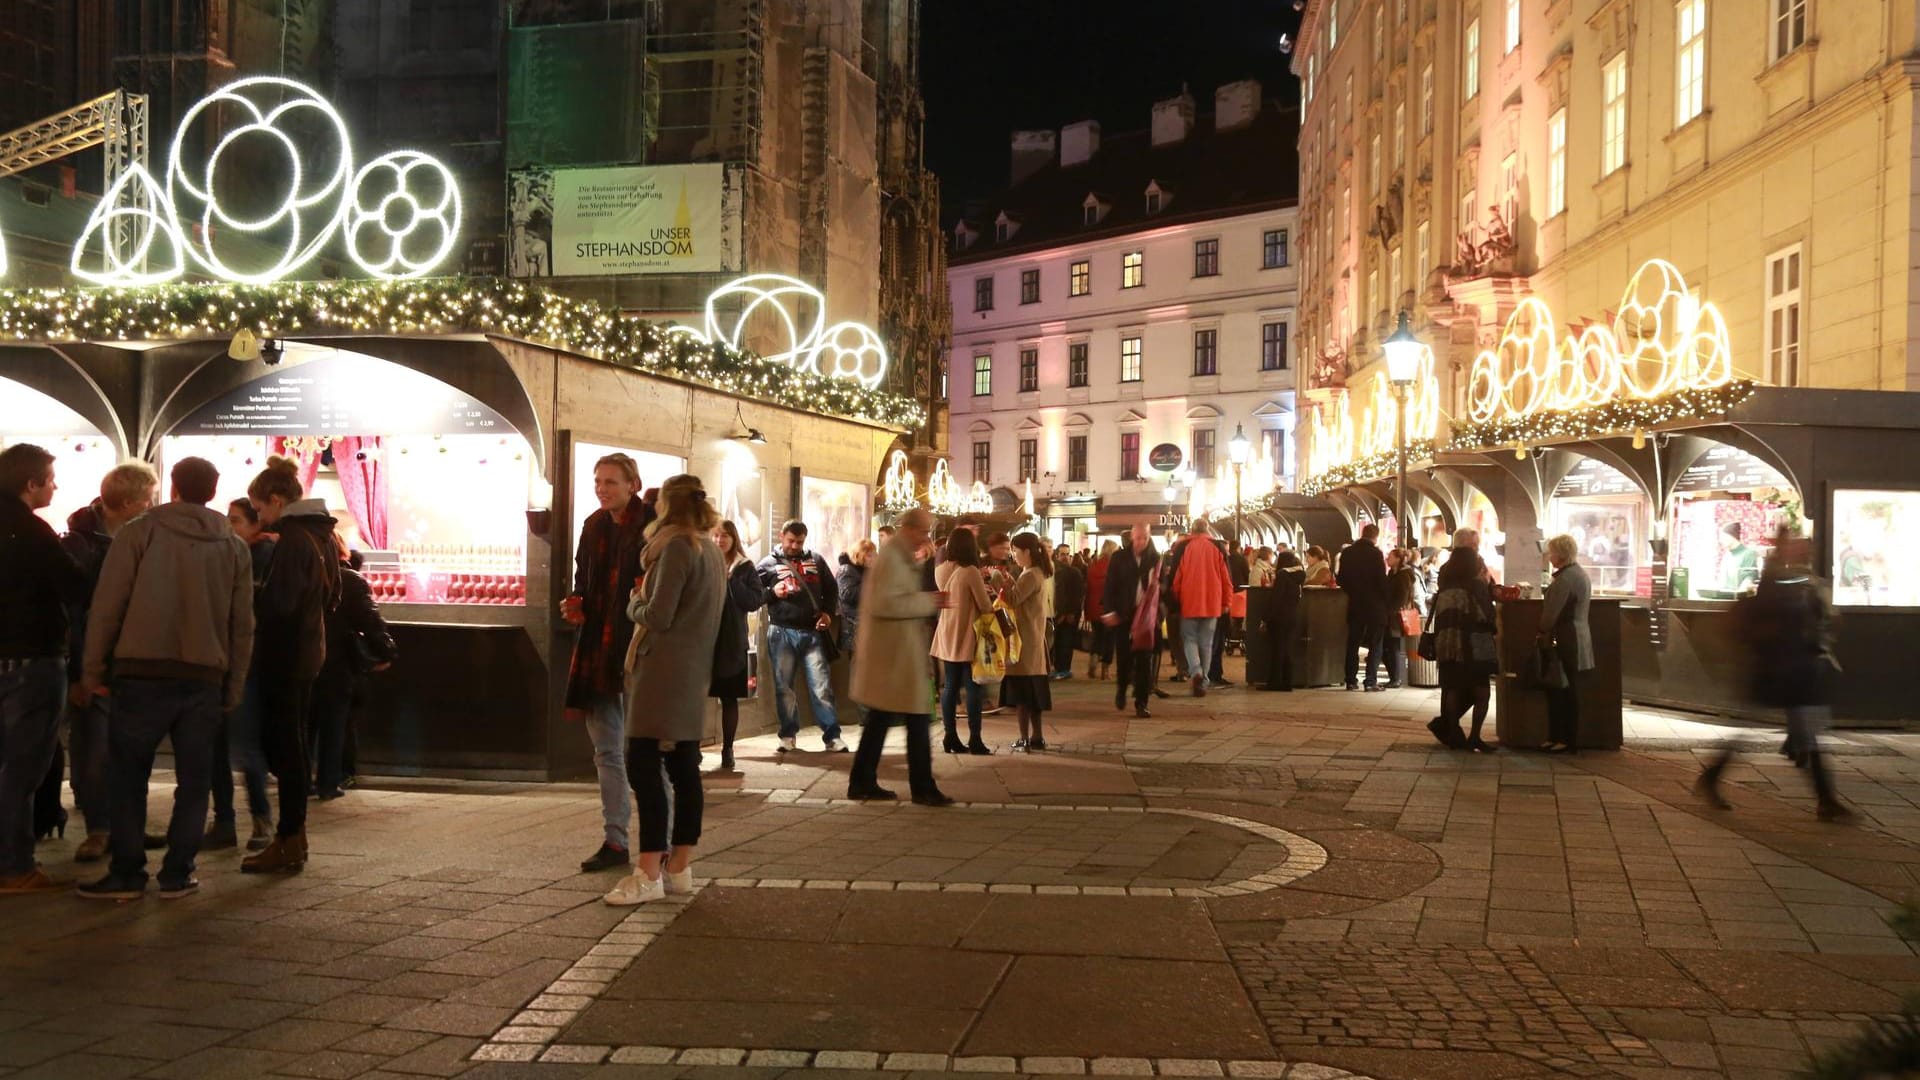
[605,474,724,907]
[932,529,996,755]
[1003,534,1055,752]
[847,510,954,806]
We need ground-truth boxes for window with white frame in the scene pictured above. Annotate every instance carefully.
[1547,108,1567,216]
[1146,188,1163,214]
[1068,435,1088,483]
[1018,438,1037,481]
[1369,132,1381,194]
[1344,74,1354,125]
[1120,431,1140,480]
[1500,152,1518,225]
[972,441,991,485]
[1120,336,1142,382]
[1192,328,1218,376]
[1020,268,1040,305]
[1459,186,1477,234]
[1193,428,1218,480]
[1393,102,1405,170]
[1306,51,1317,105]
[1068,342,1089,387]
[1373,7,1384,60]
[1121,251,1144,288]
[1463,18,1480,99]
[1070,259,1090,296]
[1194,238,1220,277]
[1389,247,1402,312]
[1602,53,1629,175]
[1366,269,1379,328]
[1262,322,1289,371]
[1505,0,1521,54]
[1675,0,1707,126]
[1416,220,1430,288]
[1019,347,1039,392]
[1765,245,1803,386]
[1341,184,1350,240]
[974,276,993,312]
[1420,64,1434,134]
[1328,0,1340,46]
[1264,428,1289,478]
[1771,0,1807,62]
[1263,228,1290,268]
[973,354,992,396]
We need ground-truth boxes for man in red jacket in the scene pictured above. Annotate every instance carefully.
[1170,520,1234,698]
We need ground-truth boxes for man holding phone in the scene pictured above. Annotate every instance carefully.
[757,521,844,753]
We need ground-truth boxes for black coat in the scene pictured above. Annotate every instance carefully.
[757,550,839,629]
[1265,566,1304,628]
[256,507,342,683]
[60,500,115,682]
[0,496,85,659]
[1335,538,1391,625]
[322,565,397,677]
[1052,563,1085,622]
[712,557,766,688]
[1101,543,1161,619]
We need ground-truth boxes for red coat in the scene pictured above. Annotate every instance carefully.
[1171,535,1234,619]
[1085,555,1110,622]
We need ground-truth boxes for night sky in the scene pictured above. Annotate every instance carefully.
[921,0,1303,218]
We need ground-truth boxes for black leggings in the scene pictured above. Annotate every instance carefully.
[625,738,703,854]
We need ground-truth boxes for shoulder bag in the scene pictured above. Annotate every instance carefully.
[792,556,841,663]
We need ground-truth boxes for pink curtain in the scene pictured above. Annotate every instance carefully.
[334,435,388,549]
[268,437,323,495]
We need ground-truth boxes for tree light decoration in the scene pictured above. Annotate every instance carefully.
[344,151,462,280]
[70,165,188,287]
[675,273,892,391]
[881,449,918,511]
[166,76,356,284]
[1467,259,1732,424]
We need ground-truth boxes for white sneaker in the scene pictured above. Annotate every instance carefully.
[777,736,797,752]
[825,738,848,753]
[663,865,696,895]
[603,872,665,906]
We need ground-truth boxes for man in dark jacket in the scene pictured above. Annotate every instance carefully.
[1337,524,1391,691]
[1050,549,1085,680]
[77,457,253,900]
[561,453,652,872]
[1100,524,1162,717]
[58,463,159,862]
[757,521,844,753]
[0,444,88,894]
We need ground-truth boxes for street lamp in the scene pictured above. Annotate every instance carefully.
[1381,310,1424,551]
[1228,422,1251,549]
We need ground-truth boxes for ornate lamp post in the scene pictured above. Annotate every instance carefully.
[1381,310,1424,551]
[1228,423,1251,549]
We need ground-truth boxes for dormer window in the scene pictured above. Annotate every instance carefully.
[953,220,979,251]
[1082,193,1109,226]
[994,211,1021,243]
[1144,180,1171,215]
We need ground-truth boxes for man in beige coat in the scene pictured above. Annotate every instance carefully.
[847,510,954,806]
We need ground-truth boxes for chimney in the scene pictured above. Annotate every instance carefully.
[1214,80,1263,132]
[1060,120,1101,168]
[1151,87,1196,146]
[1010,130,1057,185]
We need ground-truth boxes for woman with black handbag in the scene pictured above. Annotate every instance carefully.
[1537,535,1593,753]
[1428,546,1497,751]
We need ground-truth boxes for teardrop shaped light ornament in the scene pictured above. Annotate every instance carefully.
[69,164,187,286]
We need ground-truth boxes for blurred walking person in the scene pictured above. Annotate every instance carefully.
[76,457,252,900]
[1100,524,1161,718]
[605,475,724,905]
[240,457,340,874]
[1084,541,1116,680]
[562,453,652,872]
[1004,534,1054,751]
[847,509,953,805]
[709,520,765,773]
[1697,532,1853,821]
[932,529,995,755]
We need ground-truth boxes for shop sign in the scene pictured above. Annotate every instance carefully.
[507,163,744,278]
[1553,457,1642,499]
[1671,445,1786,494]
[174,353,512,436]
[1467,259,1732,425]
[1157,512,1190,530]
[1148,443,1184,472]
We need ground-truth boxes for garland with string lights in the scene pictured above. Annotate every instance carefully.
[1298,381,1757,495]
[0,278,924,428]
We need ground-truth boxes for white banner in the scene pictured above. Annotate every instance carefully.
[508,163,742,278]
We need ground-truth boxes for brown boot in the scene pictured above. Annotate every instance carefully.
[74,832,109,863]
[241,833,306,874]
[1191,675,1207,697]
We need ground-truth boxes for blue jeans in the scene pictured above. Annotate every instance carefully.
[582,695,631,850]
[939,659,984,744]
[108,677,220,886]
[68,693,111,834]
[768,625,841,742]
[0,659,65,876]
[219,672,272,822]
[1181,616,1219,682]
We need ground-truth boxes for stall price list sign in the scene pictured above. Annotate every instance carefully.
[179,353,512,436]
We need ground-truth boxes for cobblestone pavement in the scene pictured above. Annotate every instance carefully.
[4,663,1919,1080]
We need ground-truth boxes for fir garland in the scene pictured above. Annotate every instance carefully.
[0,277,924,429]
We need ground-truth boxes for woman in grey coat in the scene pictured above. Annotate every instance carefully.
[1539,534,1595,753]
[606,474,725,907]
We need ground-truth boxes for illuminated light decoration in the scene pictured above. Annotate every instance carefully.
[674,273,892,392]
[926,458,965,516]
[166,76,356,284]
[881,449,918,511]
[70,165,188,286]
[1022,477,1035,517]
[343,151,462,281]
[1467,259,1732,425]
[966,482,995,514]
[0,278,924,428]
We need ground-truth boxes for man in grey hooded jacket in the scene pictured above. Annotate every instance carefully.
[76,457,254,900]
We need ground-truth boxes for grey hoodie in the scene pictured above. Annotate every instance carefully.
[82,501,256,710]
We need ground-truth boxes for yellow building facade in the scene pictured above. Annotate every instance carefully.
[1294,0,1920,484]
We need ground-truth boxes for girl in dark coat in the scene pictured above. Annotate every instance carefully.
[1262,551,1305,691]
[710,520,766,772]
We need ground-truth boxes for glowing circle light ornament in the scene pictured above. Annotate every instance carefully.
[673,273,892,392]
[881,449,918,511]
[344,151,462,280]
[166,76,355,284]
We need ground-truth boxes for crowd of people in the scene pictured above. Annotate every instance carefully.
[1,445,1853,904]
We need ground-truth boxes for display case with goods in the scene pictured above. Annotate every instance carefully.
[1549,458,1650,596]
[1831,488,1920,608]
[1662,446,1797,602]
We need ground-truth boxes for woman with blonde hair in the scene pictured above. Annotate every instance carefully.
[606,475,725,906]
